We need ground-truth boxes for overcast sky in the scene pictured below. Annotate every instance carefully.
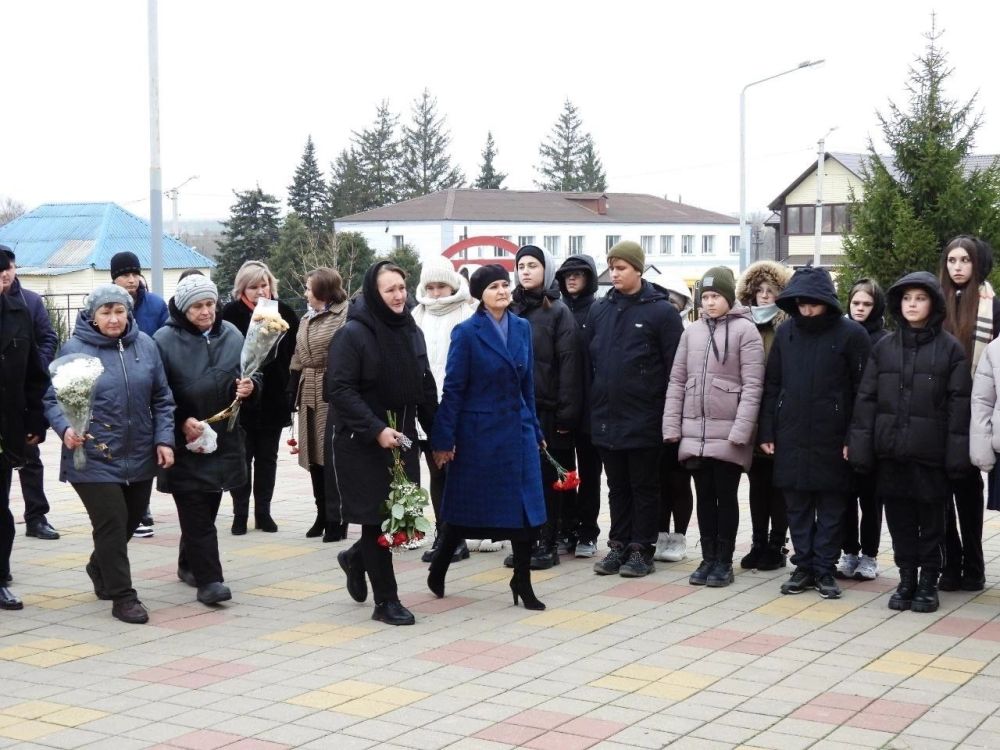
[4,0,998,224]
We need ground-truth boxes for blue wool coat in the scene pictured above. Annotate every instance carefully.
[432,310,546,529]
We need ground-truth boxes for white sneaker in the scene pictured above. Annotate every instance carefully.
[574,539,598,558]
[133,524,154,539]
[662,533,687,562]
[835,553,858,579]
[477,539,503,552]
[853,554,878,580]
[653,532,672,561]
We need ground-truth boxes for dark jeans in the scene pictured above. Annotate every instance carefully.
[600,446,661,548]
[343,524,398,605]
[559,430,602,543]
[691,458,741,543]
[17,442,50,524]
[784,491,847,576]
[0,463,13,579]
[944,470,985,580]
[842,473,882,557]
[884,496,946,570]
[73,480,152,601]
[420,444,447,529]
[659,442,693,535]
[231,425,281,519]
[173,491,224,586]
[747,453,786,543]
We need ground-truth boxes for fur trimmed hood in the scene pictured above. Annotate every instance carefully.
[736,260,792,306]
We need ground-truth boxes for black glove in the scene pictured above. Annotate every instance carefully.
[287,392,298,413]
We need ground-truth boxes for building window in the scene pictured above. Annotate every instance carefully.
[392,235,404,250]
[681,235,695,255]
[569,236,585,255]
[544,235,561,256]
[494,247,505,257]
[701,235,715,255]
[785,203,852,234]
[640,235,655,255]
[605,235,621,251]
[729,236,740,255]
[517,235,536,248]
[660,235,673,255]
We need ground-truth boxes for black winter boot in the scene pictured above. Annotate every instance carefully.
[755,532,788,571]
[690,538,717,586]
[306,498,325,538]
[911,568,940,613]
[707,539,735,587]
[739,534,767,570]
[888,568,917,611]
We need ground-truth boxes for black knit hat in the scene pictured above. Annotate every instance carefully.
[469,264,510,300]
[0,243,14,262]
[110,251,142,280]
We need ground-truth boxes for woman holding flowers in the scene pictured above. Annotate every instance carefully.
[430,264,548,611]
[45,285,175,624]
[154,274,257,606]
[221,260,299,535]
[328,261,438,626]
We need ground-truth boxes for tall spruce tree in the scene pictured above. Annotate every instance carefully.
[268,213,327,300]
[536,99,587,191]
[473,131,507,189]
[287,135,328,231]
[352,101,401,208]
[213,186,282,297]
[399,88,464,198]
[578,134,608,191]
[334,231,377,296]
[327,148,372,219]
[841,23,1000,289]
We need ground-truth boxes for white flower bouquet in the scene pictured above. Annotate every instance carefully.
[49,353,105,469]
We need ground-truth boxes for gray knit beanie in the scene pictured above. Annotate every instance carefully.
[86,284,134,315]
[173,274,218,313]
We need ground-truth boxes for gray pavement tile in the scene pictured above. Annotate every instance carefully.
[603,726,681,748]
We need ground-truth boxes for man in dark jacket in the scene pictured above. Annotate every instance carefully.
[586,241,684,577]
[0,246,60,540]
[759,266,871,600]
[555,254,603,557]
[0,250,50,609]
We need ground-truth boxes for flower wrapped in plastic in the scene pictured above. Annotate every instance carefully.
[205,298,290,429]
[49,353,105,470]
[543,447,581,491]
[378,412,432,551]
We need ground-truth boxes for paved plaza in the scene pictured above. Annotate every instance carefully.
[1,438,999,750]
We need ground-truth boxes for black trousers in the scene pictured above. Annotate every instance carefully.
[343,524,398,605]
[747,454,786,542]
[73,480,152,601]
[173,491,224,586]
[0,463,14,579]
[884,496,946,570]
[600,446,661,548]
[559,430,603,543]
[231,425,281,519]
[784,491,847,576]
[944,470,985,580]
[658,442,693,535]
[17,442,50,524]
[842,473,882,557]
[691,459,741,543]
[420,444,447,529]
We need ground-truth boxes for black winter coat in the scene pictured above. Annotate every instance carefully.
[7,277,57,366]
[586,280,684,450]
[325,298,437,526]
[0,293,49,468]
[848,272,971,499]
[221,299,299,429]
[557,255,598,434]
[758,266,871,492]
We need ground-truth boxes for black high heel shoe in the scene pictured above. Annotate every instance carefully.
[509,576,545,610]
[427,567,446,598]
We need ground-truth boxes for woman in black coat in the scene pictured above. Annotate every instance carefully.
[328,261,437,626]
[509,245,580,568]
[221,260,299,535]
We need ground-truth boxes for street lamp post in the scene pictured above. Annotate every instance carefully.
[739,59,824,272]
[165,176,199,238]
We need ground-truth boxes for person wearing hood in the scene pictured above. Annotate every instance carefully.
[835,279,889,582]
[411,256,475,563]
[663,267,765,587]
[734,260,791,572]
[758,266,870,600]
[938,235,997,593]
[154,274,258,606]
[849,272,971,613]
[588,241,684,578]
[554,253,603,559]
[44,285,175,624]
[328,261,438,626]
[507,245,581,569]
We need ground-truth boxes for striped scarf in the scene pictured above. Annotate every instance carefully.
[973,281,995,372]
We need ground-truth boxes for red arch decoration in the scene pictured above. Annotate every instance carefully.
[441,236,519,271]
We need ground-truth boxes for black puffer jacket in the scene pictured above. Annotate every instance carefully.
[586,280,684,450]
[758,266,871,491]
[0,293,49,468]
[848,272,971,495]
[556,255,598,434]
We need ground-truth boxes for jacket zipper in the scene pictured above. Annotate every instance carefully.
[698,321,712,456]
[118,339,133,484]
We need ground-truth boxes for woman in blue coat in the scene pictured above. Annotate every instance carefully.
[44,285,175,624]
[429,264,547,610]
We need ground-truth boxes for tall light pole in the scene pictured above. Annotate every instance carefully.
[739,59,824,271]
[165,175,199,238]
[814,126,837,267]
[147,0,163,295]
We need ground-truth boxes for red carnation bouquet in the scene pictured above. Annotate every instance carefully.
[542,447,581,491]
[378,412,432,551]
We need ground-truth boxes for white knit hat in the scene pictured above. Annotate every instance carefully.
[419,256,463,293]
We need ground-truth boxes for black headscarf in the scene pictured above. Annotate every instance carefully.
[355,261,425,408]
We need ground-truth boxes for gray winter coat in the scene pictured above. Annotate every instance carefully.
[45,311,175,484]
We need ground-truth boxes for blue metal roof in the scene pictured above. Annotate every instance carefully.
[0,202,216,270]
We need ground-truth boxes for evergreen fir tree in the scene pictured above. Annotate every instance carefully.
[287,135,328,232]
[399,88,464,198]
[473,131,507,189]
[578,134,608,191]
[536,99,586,191]
[328,148,373,218]
[382,243,423,295]
[268,213,327,300]
[842,23,1000,288]
[334,231,377,296]
[352,101,401,208]
[213,186,282,297]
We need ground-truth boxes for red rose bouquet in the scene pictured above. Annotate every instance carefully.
[378,412,432,551]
